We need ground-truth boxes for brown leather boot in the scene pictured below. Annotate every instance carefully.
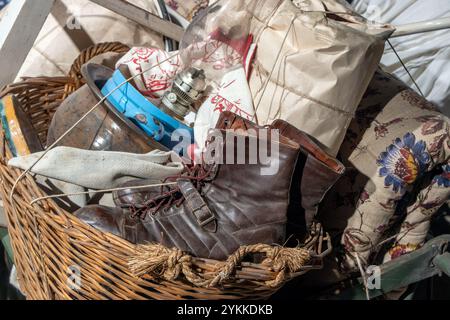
[271,120,346,236]
[75,129,300,260]
[216,112,345,238]
[112,179,163,209]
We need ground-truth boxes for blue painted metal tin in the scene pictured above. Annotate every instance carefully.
[101,69,194,151]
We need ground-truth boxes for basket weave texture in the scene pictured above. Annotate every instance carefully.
[0,43,327,300]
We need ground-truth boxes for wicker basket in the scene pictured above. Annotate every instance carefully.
[0,43,330,300]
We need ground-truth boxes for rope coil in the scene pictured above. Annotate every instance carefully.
[128,243,312,288]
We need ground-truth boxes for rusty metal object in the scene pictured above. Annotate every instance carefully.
[47,65,167,153]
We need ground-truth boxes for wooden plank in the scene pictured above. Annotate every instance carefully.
[0,0,55,89]
[90,0,184,41]
[51,0,95,51]
[392,17,450,38]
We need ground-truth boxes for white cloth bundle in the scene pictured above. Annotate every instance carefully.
[194,66,256,150]
[116,47,182,98]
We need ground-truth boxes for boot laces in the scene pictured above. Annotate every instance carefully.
[130,163,216,219]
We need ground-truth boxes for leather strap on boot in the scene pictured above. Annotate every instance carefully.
[178,179,218,233]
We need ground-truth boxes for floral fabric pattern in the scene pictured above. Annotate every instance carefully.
[389,243,421,260]
[401,90,439,112]
[320,69,450,272]
[378,133,431,192]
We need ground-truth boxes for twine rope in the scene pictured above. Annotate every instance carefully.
[128,243,311,288]
[253,16,296,125]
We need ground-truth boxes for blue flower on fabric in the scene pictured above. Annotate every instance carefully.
[434,164,450,188]
[377,133,431,193]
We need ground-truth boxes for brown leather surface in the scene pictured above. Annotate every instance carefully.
[178,179,218,233]
[271,119,345,173]
[137,130,299,260]
[216,112,344,174]
[271,119,346,230]
[217,112,345,232]
[74,205,126,238]
[215,111,261,132]
[113,179,163,208]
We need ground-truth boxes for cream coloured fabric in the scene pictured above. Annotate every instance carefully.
[8,148,184,211]
[8,148,184,190]
[16,0,164,79]
[247,0,394,155]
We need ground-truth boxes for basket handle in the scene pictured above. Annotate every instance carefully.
[64,42,130,97]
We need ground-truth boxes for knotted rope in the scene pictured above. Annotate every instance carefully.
[128,243,311,288]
